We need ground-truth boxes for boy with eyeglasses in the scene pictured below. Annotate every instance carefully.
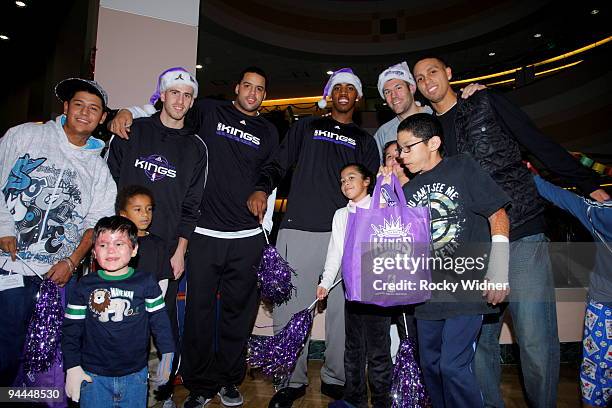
[398,113,510,408]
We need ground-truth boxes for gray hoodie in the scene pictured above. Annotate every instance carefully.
[0,116,116,276]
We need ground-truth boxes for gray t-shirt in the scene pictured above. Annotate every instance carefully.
[373,105,433,162]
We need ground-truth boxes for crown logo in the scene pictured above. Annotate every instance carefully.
[370,215,412,239]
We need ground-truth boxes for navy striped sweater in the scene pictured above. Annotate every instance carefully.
[62,268,174,376]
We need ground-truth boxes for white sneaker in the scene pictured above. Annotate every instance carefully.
[217,385,244,406]
[183,394,212,408]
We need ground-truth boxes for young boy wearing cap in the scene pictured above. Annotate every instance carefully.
[106,67,208,405]
[247,68,380,407]
[0,78,116,386]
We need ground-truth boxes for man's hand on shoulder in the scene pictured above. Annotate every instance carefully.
[460,83,486,99]
[108,109,133,139]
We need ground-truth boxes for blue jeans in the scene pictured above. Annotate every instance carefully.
[80,366,148,408]
[0,270,41,386]
[418,315,483,408]
[474,233,560,407]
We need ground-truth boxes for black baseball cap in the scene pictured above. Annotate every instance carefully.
[55,78,109,110]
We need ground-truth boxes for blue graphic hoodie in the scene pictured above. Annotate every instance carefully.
[0,116,116,276]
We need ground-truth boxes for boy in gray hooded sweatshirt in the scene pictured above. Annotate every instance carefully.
[0,78,116,386]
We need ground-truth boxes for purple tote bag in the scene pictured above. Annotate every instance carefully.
[341,175,431,307]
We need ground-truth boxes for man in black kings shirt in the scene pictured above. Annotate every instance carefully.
[106,67,207,405]
[247,68,379,407]
[109,67,279,407]
[412,56,610,408]
[107,68,207,279]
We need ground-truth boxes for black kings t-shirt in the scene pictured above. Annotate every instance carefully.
[280,116,379,231]
[107,114,208,248]
[191,99,279,231]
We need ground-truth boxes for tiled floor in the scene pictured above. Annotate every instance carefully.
[148,361,582,407]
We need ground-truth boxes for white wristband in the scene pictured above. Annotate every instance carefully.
[492,234,509,243]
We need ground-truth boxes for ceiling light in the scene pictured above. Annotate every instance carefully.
[590,9,599,15]
[0,35,9,41]
[326,70,333,75]
[15,1,26,7]
[195,64,203,69]
[534,33,542,38]
[488,52,496,56]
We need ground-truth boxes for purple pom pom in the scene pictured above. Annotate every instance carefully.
[391,338,431,407]
[247,309,313,383]
[257,244,296,305]
[23,279,64,374]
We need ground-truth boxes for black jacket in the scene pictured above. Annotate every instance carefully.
[455,91,544,230]
[452,90,600,238]
[107,113,208,250]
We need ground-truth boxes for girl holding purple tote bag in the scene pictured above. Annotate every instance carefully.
[317,164,431,408]
[342,173,431,308]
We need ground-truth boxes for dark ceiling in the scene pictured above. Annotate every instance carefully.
[196,0,610,99]
[0,0,98,130]
[0,1,95,85]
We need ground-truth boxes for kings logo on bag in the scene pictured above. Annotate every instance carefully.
[369,215,415,258]
[370,215,414,243]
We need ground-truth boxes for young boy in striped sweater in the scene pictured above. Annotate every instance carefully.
[62,216,175,407]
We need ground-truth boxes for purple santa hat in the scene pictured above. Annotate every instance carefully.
[149,67,199,105]
[317,68,363,109]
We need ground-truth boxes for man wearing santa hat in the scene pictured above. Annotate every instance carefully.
[109,67,279,408]
[248,68,379,408]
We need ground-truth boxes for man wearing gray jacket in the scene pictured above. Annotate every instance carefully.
[0,78,116,386]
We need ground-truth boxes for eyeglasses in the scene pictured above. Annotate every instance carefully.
[396,139,429,154]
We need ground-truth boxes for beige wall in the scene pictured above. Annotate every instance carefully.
[95,7,198,109]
